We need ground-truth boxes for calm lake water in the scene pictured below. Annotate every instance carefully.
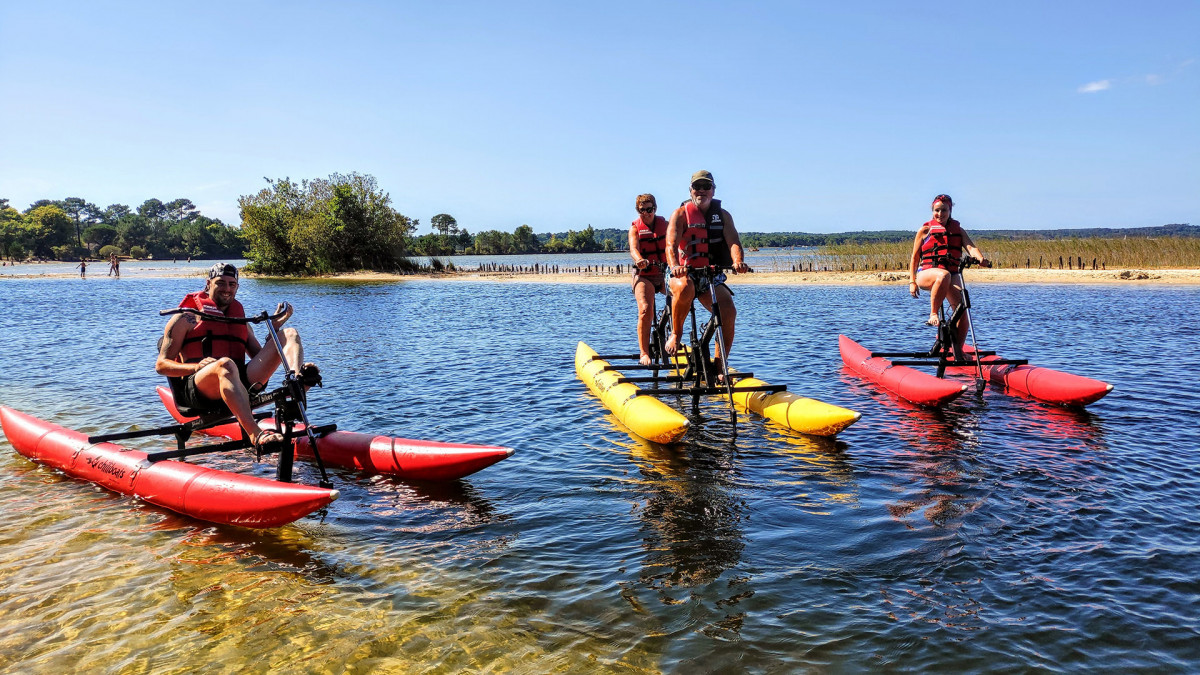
[1,273,1198,673]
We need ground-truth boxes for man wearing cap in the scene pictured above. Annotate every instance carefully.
[155,263,314,449]
[664,171,750,366]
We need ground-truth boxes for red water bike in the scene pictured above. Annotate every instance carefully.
[840,256,1113,408]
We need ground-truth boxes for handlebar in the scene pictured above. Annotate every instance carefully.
[160,306,289,324]
[960,256,992,269]
[667,263,750,276]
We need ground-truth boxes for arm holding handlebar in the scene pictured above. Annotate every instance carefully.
[155,306,291,378]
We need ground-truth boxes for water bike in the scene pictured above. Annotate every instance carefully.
[577,265,861,443]
[0,306,512,528]
[840,256,1113,408]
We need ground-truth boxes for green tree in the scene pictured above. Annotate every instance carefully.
[83,224,118,250]
[165,198,200,222]
[26,205,74,258]
[102,203,132,225]
[138,198,166,220]
[564,225,598,252]
[61,197,104,246]
[0,205,25,259]
[431,213,458,236]
[116,215,152,253]
[512,224,541,253]
[239,173,416,275]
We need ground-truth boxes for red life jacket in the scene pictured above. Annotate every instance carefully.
[177,291,250,364]
[633,215,668,281]
[677,199,731,268]
[918,218,964,273]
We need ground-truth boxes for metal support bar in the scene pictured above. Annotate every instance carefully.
[635,384,785,397]
[146,438,261,462]
[88,411,272,445]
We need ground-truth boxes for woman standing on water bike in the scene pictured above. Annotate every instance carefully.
[909,194,990,354]
[629,193,669,366]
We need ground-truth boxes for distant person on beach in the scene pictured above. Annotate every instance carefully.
[108,253,120,277]
[155,262,320,450]
[629,193,668,365]
[76,258,86,278]
[664,170,749,370]
[909,194,990,354]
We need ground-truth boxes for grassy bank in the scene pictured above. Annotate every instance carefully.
[811,236,1200,271]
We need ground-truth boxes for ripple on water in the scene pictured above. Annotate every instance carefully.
[2,278,1199,671]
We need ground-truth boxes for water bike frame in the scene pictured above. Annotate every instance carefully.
[88,306,336,487]
[597,265,785,438]
[867,256,1026,381]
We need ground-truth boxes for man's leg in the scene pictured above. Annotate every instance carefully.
[245,327,304,386]
[695,284,737,375]
[192,359,264,442]
[666,276,695,355]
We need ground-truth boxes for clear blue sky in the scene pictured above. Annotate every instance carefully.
[2,1,1196,234]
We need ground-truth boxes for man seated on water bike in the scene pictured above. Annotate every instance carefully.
[664,170,750,367]
[155,263,319,449]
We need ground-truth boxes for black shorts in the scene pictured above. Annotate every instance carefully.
[169,361,251,413]
[688,270,731,297]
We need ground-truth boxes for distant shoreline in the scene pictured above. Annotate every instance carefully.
[5,262,1199,285]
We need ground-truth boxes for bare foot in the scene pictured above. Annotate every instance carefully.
[665,334,680,356]
[638,353,651,366]
[926,313,940,326]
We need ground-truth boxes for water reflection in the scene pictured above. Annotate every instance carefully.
[1017,402,1108,454]
[354,475,507,531]
[621,433,746,591]
[877,401,986,529]
[606,418,751,637]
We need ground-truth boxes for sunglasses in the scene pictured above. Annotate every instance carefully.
[691,182,713,191]
[638,206,656,213]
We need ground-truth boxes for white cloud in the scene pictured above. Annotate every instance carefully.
[1077,79,1111,93]
[1145,74,1164,85]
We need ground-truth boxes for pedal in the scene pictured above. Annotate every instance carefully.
[298,363,323,388]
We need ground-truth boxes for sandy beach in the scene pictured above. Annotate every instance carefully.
[5,261,1200,285]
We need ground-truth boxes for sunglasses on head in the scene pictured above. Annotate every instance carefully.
[638,205,656,213]
[691,182,713,191]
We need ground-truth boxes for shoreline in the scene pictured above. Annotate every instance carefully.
[4,264,1199,285]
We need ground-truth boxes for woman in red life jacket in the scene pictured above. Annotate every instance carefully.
[629,194,668,365]
[665,171,749,369]
[909,195,990,355]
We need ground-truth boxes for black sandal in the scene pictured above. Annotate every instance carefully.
[252,430,287,452]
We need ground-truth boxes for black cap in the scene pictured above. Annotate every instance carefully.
[208,263,238,279]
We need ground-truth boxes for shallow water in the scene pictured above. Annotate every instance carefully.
[1,276,1198,673]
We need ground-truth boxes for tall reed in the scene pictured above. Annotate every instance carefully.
[806,237,1200,271]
